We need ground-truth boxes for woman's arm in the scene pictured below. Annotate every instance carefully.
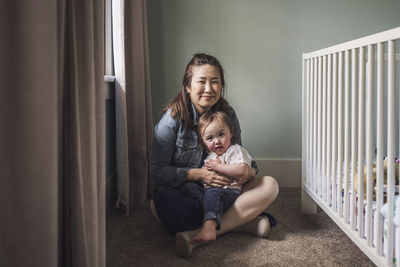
[204,159,249,182]
[237,164,256,184]
[187,168,233,188]
[151,111,189,188]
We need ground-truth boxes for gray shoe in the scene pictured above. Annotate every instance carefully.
[232,216,270,238]
[175,232,193,258]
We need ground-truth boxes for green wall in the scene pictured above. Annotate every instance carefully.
[147,0,400,159]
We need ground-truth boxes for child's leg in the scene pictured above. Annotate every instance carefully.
[191,188,240,244]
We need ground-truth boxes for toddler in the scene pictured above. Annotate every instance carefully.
[191,111,253,243]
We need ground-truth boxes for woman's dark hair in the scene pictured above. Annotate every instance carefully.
[197,111,237,146]
[161,53,230,128]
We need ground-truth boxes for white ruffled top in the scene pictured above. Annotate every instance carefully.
[204,144,252,191]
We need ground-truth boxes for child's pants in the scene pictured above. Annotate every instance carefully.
[181,181,241,230]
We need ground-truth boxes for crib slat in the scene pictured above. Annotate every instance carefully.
[307,59,312,188]
[366,44,374,246]
[302,58,306,186]
[350,48,358,231]
[357,46,365,239]
[312,58,317,191]
[332,53,338,212]
[310,59,315,189]
[304,57,313,192]
[306,59,310,187]
[327,54,332,207]
[375,42,384,256]
[386,39,395,266]
[338,51,344,217]
[322,55,328,202]
[344,50,351,223]
[313,58,319,192]
[318,56,323,197]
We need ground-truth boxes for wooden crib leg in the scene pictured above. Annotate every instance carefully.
[301,187,317,214]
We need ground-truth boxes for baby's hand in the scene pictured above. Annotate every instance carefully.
[204,158,222,171]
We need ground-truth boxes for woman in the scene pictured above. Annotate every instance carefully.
[150,53,279,257]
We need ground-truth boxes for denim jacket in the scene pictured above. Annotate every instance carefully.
[151,103,258,189]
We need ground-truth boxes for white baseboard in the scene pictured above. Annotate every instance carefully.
[254,158,301,188]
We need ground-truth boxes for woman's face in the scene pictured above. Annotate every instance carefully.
[186,64,222,115]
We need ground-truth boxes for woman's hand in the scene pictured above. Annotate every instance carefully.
[202,169,233,188]
[204,158,222,171]
[235,165,256,185]
[187,168,232,188]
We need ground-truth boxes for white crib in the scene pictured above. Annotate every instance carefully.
[302,27,400,267]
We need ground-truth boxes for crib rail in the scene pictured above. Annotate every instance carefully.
[302,27,400,267]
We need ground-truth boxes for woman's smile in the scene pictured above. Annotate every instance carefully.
[201,95,214,100]
[186,64,222,114]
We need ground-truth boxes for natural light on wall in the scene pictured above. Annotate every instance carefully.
[108,0,130,212]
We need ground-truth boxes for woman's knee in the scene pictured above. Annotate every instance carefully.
[243,176,279,202]
[180,181,204,200]
[261,176,279,201]
[153,187,203,234]
[153,187,175,205]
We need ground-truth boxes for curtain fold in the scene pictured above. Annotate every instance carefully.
[124,0,153,210]
[1,1,60,266]
[113,0,153,214]
[63,0,105,266]
[1,0,105,266]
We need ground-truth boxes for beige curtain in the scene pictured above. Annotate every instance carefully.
[0,1,105,266]
[125,0,153,210]
[113,0,153,214]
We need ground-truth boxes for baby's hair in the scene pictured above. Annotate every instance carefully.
[197,111,236,145]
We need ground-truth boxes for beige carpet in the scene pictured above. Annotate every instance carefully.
[107,188,374,266]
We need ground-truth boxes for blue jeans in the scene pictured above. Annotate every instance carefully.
[202,187,241,230]
[181,182,240,230]
[153,182,240,235]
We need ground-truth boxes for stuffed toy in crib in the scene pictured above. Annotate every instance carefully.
[354,159,400,200]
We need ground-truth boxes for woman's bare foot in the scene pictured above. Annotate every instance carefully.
[191,220,217,244]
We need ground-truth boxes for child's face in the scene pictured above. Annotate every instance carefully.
[201,119,232,156]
